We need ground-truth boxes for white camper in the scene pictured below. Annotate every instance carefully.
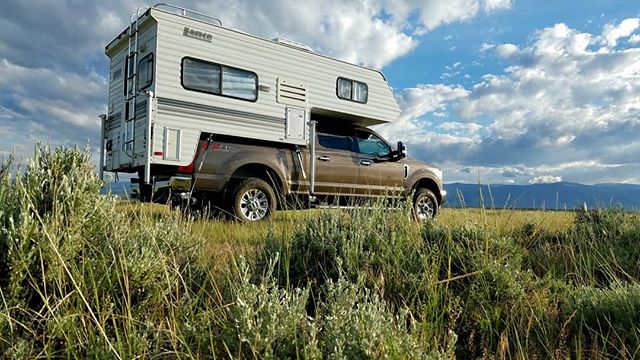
[100,4,400,189]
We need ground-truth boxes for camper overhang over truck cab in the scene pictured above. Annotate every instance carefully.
[100,4,446,220]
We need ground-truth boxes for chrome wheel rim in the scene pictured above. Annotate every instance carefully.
[415,195,435,221]
[239,188,269,221]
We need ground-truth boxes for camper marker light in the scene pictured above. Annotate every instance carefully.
[153,151,163,156]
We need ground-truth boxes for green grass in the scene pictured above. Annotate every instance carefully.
[2,145,640,359]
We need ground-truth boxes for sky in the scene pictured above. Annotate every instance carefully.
[0,0,639,184]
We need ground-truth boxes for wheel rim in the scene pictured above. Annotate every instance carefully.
[415,195,435,221]
[239,188,269,221]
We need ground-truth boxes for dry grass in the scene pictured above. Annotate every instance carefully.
[117,202,577,270]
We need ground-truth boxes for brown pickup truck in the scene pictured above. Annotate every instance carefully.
[141,124,445,221]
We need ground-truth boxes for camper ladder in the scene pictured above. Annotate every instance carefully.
[123,8,144,157]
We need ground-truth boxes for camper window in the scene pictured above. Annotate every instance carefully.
[222,67,258,101]
[336,77,368,104]
[181,57,258,101]
[137,53,154,90]
[337,78,352,100]
[182,58,221,94]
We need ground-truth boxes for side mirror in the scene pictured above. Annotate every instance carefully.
[397,141,407,159]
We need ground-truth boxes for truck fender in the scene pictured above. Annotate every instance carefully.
[225,160,290,198]
[406,170,444,204]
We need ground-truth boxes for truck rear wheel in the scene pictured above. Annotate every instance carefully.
[413,188,438,221]
[230,177,276,222]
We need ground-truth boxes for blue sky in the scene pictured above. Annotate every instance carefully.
[387,0,640,86]
[1,0,639,184]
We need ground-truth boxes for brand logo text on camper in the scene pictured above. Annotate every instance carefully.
[183,27,213,42]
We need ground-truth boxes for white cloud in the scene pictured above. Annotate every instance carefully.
[397,84,469,122]
[495,43,519,58]
[529,175,562,184]
[602,17,640,47]
[484,0,512,11]
[390,19,640,184]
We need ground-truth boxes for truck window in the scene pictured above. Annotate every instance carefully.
[181,57,258,101]
[355,132,391,157]
[317,133,351,151]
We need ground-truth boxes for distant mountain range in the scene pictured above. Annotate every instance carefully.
[444,182,640,210]
[102,181,640,210]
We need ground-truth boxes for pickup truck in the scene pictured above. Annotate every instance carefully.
[137,124,446,221]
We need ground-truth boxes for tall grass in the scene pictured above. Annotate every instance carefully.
[1,145,639,358]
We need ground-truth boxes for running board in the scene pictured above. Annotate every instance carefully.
[312,204,402,210]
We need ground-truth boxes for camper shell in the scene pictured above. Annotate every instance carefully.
[100,4,400,186]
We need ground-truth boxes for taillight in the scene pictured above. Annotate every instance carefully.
[177,163,194,174]
[177,140,205,174]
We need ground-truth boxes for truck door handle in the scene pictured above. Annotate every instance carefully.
[360,160,372,166]
[317,155,331,162]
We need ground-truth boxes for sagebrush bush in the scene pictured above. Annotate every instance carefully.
[0,146,214,358]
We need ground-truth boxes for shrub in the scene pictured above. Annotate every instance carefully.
[567,283,640,357]
[0,146,213,358]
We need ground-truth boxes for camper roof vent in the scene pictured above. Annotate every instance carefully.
[272,38,314,52]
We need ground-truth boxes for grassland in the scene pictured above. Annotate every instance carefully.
[2,147,640,359]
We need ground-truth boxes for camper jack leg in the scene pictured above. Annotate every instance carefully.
[138,169,153,202]
[308,119,317,207]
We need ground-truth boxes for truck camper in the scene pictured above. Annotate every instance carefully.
[100,4,445,221]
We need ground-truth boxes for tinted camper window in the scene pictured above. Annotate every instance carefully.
[336,77,368,104]
[181,57,258,101]
[182,58,221,94]
[222,66,258,101]
[137,53,154,90]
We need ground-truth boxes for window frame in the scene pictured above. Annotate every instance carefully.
[137,52,154,91]
[180,57,259,102]
[336,77,368,104]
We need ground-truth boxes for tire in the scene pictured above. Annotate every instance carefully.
[413,188,438,221]
[229,177,276,222]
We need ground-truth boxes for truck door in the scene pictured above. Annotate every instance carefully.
[313,129,360,196]
[353,130,404,197]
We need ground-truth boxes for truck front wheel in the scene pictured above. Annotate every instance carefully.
[413,188,438,221]
[230,177,276,222]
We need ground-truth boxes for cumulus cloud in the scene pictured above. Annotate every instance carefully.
[0,59,107,159]
[390,19,640,184]
[529,175,562,184]
[382,0,511,33]
[602,17,640,47]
